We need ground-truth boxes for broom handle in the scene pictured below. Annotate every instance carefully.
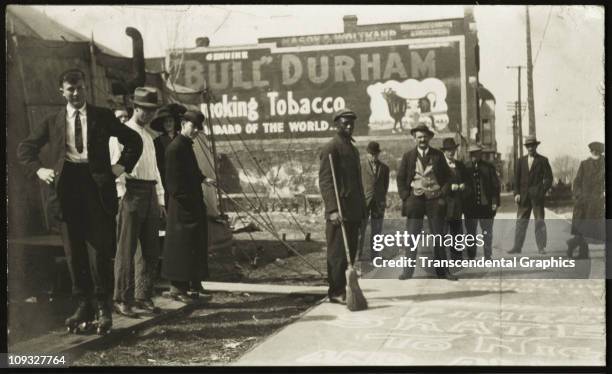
[328,153,354,267]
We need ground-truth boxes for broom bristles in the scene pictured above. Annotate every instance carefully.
[345,266,368,311]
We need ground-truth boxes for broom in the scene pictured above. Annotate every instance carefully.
[328,154,368,311]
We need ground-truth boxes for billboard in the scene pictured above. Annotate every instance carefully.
[169,19,468,141]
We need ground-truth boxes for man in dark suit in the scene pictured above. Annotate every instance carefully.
[319,108,367,304]
[396,124,457,281]
[358,141,390,262]
[508,135,553,254]
[464,144,500,260]
[17,69,143,334]
[161,111,216,303]
[441,138,468,261]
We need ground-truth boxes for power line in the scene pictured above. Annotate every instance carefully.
[534,6,553,67]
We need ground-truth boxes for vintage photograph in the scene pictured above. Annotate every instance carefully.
[5,4,605,368]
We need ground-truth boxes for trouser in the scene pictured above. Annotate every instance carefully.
[326,220,360,298]
[567,235,589,258]
[512,198,547,252]
[58,162,115,301]
[402,195,448,278]
[446,219,464,260]
[465,205,495,259]
[113,180,161,303]
[358,201,385,260]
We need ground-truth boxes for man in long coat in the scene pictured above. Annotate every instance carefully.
[508,135,553,254]
[440,138,468,261]
[358,141,390,262]
[162,110,214,302]
[464,144,500,260]
[567,141,605,259]
[17,68,143,333]
[319,108,367,304]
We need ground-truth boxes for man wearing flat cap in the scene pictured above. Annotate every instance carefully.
[110,86,166,317]
[358,141,390,263]
[508,135,553,254]
[567,141,605,259]
[162,110,215,302]
[396,124,456,280]
[318,108,367,304]
[464,144,500,260]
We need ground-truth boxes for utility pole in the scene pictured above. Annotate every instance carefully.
[526,6,536,136]
[507,65,526,158]
[512,107,518,171]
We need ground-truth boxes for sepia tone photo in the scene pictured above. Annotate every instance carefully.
[5,4,605,368]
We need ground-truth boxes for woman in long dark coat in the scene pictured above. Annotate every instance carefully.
[567,142,605,259]
[161,110,211,301]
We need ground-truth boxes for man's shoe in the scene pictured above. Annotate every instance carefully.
[328,295,346,305]
[113,302,139,318]
[538,248,547,255]
[134,299,161,314]
[437,271,459,281]
[507,248,521,254]
[398,272,412,280]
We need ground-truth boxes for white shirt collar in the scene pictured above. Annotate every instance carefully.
[445,156,455,166]
[67,103,86,117]
[417,147,429,156]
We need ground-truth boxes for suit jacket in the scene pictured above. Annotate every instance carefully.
[361,159,390,212]
[396,147,451,216]
[513,153,553,205]
[17,104,143,216]
[445,159,470,220]
[464,159,500,211]
[318,134,367,222]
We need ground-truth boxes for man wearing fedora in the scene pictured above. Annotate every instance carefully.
[162,110,215,302]
[464,144,500,260]
[508,135,553,254]
[319,108,367,303]
[17,68,143,334]
[396,124,457,280]
[358,141,390,264]
[441,138,469,261]
[567,141,605,259]
[109,87,166,317]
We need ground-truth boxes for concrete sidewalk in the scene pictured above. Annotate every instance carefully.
[236,204,606,366]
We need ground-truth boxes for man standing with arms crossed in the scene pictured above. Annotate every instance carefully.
[110,87,165,317]
[17,69,143,334]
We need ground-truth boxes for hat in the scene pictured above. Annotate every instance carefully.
[468,144,483,153]
[440,138,459,151]
[133,87,161,108]
[150,103,187,132]
[410,123,434,137]
[523,135,541,146]
[332,108,357,122]
[181,110,205,130]
[588,141,604,154]
[366,141,381,155]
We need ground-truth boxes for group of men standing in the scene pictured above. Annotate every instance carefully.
[318,108,600,303]
[17,69,212,333]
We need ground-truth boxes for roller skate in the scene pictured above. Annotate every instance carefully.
[93,299,113,335]
[65,299,95,334]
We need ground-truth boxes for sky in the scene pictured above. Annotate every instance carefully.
[31,5,605,161]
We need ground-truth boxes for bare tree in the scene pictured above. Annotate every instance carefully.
[551,155,581,185]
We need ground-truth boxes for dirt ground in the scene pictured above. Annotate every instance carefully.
[74,292,322,366]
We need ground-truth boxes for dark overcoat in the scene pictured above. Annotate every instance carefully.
[444,160,470,220]
[463,159,500,212]
[361,159,390,215]
[571,157,605,241]
[161,134,209,281]
[318,134,367,222]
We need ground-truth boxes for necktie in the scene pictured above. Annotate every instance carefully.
[75,110,83,153]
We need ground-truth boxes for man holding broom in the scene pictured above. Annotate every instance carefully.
[318,108,367,305]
